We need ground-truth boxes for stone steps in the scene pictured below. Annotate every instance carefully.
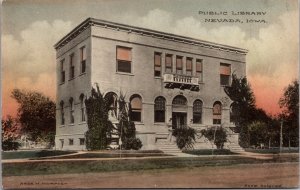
[156,138,182,154]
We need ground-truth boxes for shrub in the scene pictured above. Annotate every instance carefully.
[172,126,196,149]
[201,127,227,149]
[121,138,143,150]
[2,140,21,151]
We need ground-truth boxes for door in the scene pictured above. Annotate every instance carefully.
[172,112,187,129]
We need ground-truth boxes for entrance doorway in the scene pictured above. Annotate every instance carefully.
[172,95,188,129]
[172,112,187,129]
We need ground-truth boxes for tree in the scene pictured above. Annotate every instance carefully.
[2,116,22,150]
[201,127,227,149]
[279,80,299,147]
[172,125,196,150]
[224,74,256,147]
[248,121,268,147]
[85,84,114,150]
[116,92,142,150]
[11,89,56,145]
[84,85,142,150]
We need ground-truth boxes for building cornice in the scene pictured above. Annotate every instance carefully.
[54,17,248,55]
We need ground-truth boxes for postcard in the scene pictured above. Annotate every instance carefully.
[1,0,299,189]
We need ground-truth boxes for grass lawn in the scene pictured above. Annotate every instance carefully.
[245,148,299,154]
[2,150,77,160]
[3,154,299,176]
[36,152,171,160]
[183,149,238,155]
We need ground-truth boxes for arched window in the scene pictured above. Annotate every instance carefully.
[193,100,203,124]
[69,98,74,124]
[60,101,65,125]
[130,95,142,122]
[213,101,222,124]
[172,95,187,105]
[154,96,166,122]
[105,92,118,118]
[79,94,85,122]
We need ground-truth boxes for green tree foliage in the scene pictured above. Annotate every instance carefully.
[224,74,275,147]
[2,116,21,150]
[117,93,142,150]
[172,126,196,149]
[279,80,299,147]
[201,127,227,149]
[11,89,55,145]
[248,121,268,147]
[224,74,255,128]
[85,85,114,150]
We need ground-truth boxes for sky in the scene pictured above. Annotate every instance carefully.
[1,0,299,117]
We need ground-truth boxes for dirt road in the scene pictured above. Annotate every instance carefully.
[3,162,299,189]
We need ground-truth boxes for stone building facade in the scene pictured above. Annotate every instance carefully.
[54,18,247,151]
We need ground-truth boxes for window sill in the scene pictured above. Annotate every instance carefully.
[59,125,65,128]
[59,82,65,85]
[154,122,166,125]
[116,72,134,76]
[68,78,75,81]
[79,72,86,77]
[154,76,162,79]
[134,122,144,125]
[68,124,75,126]
[78,122,87,125]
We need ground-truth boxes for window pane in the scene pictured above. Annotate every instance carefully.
[176,56,183,69]
[220,63,231,75]
[165,55,172,68]
[61,71,65,83]
[131,111,141,122]
[172,96,187,105]
[213,103,222,115]
[155,97,165,110]
[131,97,142,109]
[196,60,202,72]
[154,53,161,66]
[81,46,86,61]
[193,113,202,124]
[193,100,202,112]
[186,58,192,71]
[213,119,221,124]
[81,60,86,73]
[155,110,165,122]
[117,47,131,61]
[117,61,131,73]
[220,75,230,86]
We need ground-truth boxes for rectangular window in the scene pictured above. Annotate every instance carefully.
[154,52,161,77]
[69,54,74,79]
[69,139,74,145]
[186,57,193,76]
[196,59,203,81]
[60,59,65,83]
[79,138,85,145]
[80,46,86,73]
[220,63,231,86]
[117,46,132,73]
[176,56,183,74]
[165,54,172,73]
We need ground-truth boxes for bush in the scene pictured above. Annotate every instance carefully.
[2,140,21,151]
[172,126,196,149]
[201,127,227,149]
[121,138,142,150]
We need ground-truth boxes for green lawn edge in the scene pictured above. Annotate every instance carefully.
[3,154,298,176]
